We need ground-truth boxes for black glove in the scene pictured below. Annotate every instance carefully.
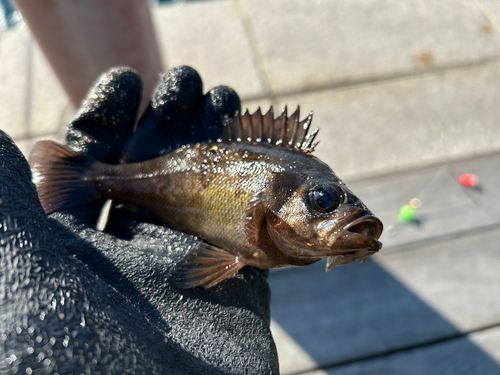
[0,66,279,374]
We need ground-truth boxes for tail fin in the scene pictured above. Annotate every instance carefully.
[29,141,102,214]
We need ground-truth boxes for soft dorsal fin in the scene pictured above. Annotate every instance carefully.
[222,106,319,152]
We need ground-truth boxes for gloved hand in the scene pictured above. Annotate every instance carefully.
[0,66,279,374]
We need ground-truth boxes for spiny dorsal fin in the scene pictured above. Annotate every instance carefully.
[222,106,319,152]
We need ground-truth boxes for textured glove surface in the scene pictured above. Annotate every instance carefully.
[0,66,278,375]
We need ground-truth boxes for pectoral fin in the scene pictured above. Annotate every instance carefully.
[245,191,268,247]
[170,243,244,289]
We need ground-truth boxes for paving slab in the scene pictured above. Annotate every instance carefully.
[306,326,500,375]
[272,60,500,180]
[346,152,500,250]
[269,225,500,374]
[271,319,319,373]
[477,0,500,30]
[376,228,500,332]
[153,1,265,99]
[240,97,274,115]
[242,0,500,94]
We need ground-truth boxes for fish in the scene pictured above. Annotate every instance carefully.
[29,107,383,289]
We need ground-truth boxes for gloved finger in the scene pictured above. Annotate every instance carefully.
[65,66,143,163]
[119,66,203,163]
[150,65,203,120]
[197,85,241,142]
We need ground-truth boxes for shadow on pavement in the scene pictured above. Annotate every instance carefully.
[269,258,500,374]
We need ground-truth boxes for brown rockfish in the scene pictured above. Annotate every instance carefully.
[29,107,383,288]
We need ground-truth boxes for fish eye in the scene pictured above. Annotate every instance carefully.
[307,185,344,213]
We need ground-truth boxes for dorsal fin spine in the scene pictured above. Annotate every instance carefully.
[222,105,319,152]
[302,127,319,150]
[250,107,262,141]
[242,109,251,141]
[289,106,300,147]
[264,107,274,143]
[298,112,313,147]
[280,106,287,142]
[234,111,242,141]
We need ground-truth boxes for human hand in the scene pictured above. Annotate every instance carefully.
[0,66,278,374]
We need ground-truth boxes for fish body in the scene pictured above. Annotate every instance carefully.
[30,107,383,288]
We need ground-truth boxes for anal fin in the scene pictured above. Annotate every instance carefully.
[170,243,245,289]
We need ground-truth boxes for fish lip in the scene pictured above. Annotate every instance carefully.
[343,214,384,242]
[336,233,383,253]
[325,210,383,248]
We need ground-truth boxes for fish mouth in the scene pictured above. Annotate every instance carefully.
[343,214,384,240]
[324,209,383,272]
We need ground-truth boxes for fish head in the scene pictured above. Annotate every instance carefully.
[264,169,383,270]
